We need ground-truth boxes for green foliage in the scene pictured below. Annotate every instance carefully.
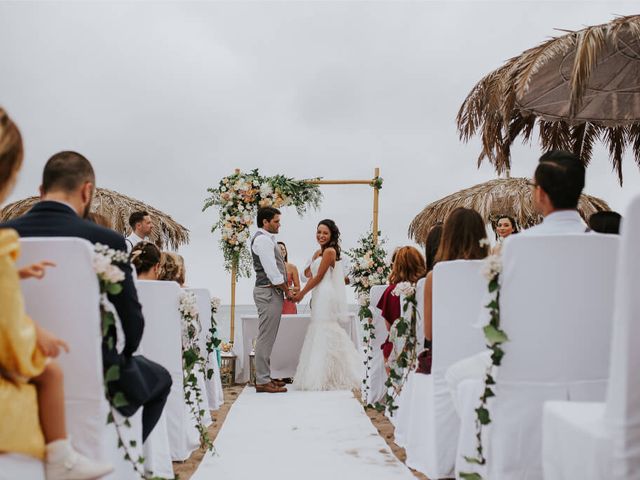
[345,230,391,404]
[203,170,322,277]
[462,259,508,479]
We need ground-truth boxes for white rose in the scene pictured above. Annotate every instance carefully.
[392,281,415,297]
[481,254,502,281]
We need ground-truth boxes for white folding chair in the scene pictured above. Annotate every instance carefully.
[397,261,486,478]
[455,235,619,479]
[17,238,143,480]
[136,280,199,462]
[188,288,224,411]
[0,454,45,480]
[364,285,390,405]
[543,195,640,480]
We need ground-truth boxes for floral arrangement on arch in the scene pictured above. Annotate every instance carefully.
[203,169,322,277]
[345,230,391,405]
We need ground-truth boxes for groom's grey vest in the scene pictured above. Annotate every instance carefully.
[251,231,287,287]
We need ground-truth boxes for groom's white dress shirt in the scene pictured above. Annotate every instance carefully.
[125,232,146,252]
[251,228,285,285]
[519,210,588,236]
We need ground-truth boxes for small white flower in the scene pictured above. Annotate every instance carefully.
[358,294,370,306]
[481,254,502,281]
[392,281,415,297]
[479,238,490,248]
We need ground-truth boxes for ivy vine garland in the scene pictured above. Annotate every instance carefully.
[205,297,222,380]
[179,291,214,451]
[374,282,419,416]
[94,244,146,476]
[203,169,322,277]
[461,254,507,480]
[345,230,391,405]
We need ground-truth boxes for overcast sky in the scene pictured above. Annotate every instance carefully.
[1,1,638,306]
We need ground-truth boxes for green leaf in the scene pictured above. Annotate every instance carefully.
[112,392,128,408]
[107,283,123,295]
[476,406,491,425]
[129,440,137,448]
[106,412,114,424]
[463,456,485,465]
[459,472,483,480]
[105,365,120,383]
[488,278,499,292]
[485,299,498,310]
[483,324,508,345]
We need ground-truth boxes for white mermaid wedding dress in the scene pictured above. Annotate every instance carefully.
[293,257,362,391]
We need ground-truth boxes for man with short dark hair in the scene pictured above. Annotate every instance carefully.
[522,150,588,235]
[251,207,293,393]
[1,151,172,442]
[126,210,152,252]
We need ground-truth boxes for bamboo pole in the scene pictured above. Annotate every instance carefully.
[372,167,380,245]
[230,168,240,345]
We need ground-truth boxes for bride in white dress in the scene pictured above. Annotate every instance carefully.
[292,219,362,391]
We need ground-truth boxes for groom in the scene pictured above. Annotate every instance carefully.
[251,207,294,393]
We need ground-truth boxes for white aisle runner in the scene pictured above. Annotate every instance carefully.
[191,387,416,480]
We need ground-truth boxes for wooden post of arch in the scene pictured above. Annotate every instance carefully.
[228,167,381,345]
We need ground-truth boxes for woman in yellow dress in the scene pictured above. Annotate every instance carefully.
[0,109,112,479]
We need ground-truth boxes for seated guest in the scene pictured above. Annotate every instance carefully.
[175,253,186,287]
[0,111,112,478]
[522,150,588,235]
[158,251,181,282]
[130,242,162,280]
[378,246,426,362]
[278,241,300,314]
[491,215,518,255]
[424,223,443,273]
[423,208,489,374]
[589,211,621,234]
[125,211,153,252]
[0,151,172,442]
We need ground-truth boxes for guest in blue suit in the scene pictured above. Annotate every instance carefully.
[1,151,171,441]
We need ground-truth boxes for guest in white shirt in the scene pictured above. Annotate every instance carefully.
[521,150,588,236]
[445,150,588,409]
[126,210,153,252]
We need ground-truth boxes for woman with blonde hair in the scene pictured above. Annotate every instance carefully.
[0,108,112,478]
[377,246,426,361]
[158,251,181,283]
[421,207,489,374]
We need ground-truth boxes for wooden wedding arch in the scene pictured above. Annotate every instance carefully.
[227,167,382,343]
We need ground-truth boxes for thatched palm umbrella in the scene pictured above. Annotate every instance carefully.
[1,187,189,249]
[408,177,610,244]
[457,14,640,184]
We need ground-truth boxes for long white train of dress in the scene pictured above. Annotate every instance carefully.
[293,258,362,391]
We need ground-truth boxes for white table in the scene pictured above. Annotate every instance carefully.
[234,313,360,383]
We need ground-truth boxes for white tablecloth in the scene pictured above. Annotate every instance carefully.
[234,313,360,383]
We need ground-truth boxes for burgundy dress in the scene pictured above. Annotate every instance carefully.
[282,271,297,314]
[377,284,400,360]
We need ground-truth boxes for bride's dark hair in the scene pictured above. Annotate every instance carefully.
[318,219,341,260]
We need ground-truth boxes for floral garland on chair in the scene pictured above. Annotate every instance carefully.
[204,297,222,380]
[203,169,322,277]
[460,253,507,480]
[179,291,214,451]
[345,230,391,405]
[93,244,146,477]
[373,282,419,415]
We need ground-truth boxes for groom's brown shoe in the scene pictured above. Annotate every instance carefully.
[271,379,286,388]
[255,381,287,393]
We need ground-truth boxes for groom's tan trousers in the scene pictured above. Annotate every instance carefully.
[253,286,284,385]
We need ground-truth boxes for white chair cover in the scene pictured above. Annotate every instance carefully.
[456,235,619,479]
[543,195,640,480]
[364,285,390,405]
[188,288,224,411]
[0,454,45,480]
[398,261,486,479]
[136,280,199,462]
[18,238,143,480]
